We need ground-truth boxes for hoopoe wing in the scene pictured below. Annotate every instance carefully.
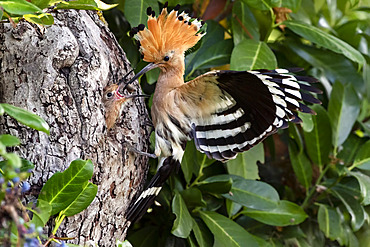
[181,69,321,162]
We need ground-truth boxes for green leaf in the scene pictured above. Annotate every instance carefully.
[0,104,4,115]
[288,139,312,190]
[303,105,332,166]
[284,20,365,66]
[189,39,233,73]
[0,0,42,15]
[351,140,370,171]
[31,0,51,9]
[185,21,229,78]
[222,176,279,210]
[55,0,118,10]
[328,82,360,149]
[331,189,365,231]
[29,199,52,228]
[241,0,280,10]
[227,142,263,180]
[127,226,160,247]
[226,199,243,218]
[181,141,214,184]
[192,218,213,247]
[199,211,260,247]
[298,112,313,132]
[3,153,22,168]
[230,39,277,70]
[241,200,308,226]
[196,175,233,194]
[232,1,260,45]
[1,103,49,134]
[288,43,364,92]
[20,158,35,172]
[337,134,365,165]
[317,204,342,240]
[349,171,370,205]
[180,187,206,208]
[39,159,94,215]
[62,182,97,216]
[0,135,20,147]
[123,0,158,28]
[23,12,54,25]
[171,191,193,238]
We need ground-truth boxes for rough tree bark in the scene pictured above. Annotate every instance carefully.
[0,9,151,246]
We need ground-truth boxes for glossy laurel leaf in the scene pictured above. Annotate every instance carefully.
[241,200,308,226]
[222,175,279,210]
[226,142,263,180]
[230,39,277,70]
[0,0,42,15]
[62,182,97,216]
[284,20,365,66]
[1,103,50,134]
[303,105,332,167]
[55,0,118,11]
[123,0,158,28]
[38,159,94,215]
[199,211,260,247]
[317,204,343,240]
[328,82,360,149]
[171,191,193,238]
[0,134,20,147]
[29,199,52,228]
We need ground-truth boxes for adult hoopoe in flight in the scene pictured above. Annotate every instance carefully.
[118,3,321,223]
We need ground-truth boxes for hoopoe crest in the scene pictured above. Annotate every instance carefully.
[130,3,205,64]
[121,3,322,223]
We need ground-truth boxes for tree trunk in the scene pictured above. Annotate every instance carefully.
[0,9,150,246]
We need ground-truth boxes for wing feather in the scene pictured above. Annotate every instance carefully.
[177,69,320,162]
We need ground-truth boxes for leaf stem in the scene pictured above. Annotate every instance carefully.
[301,164,331,208]
[52,213,66,235]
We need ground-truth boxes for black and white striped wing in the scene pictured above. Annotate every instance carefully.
[192,69,321,162]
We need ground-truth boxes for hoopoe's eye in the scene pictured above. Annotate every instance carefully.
[106,92,113,98]
[164,56,170,61]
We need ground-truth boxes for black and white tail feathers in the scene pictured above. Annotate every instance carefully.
[193,68,322,162]
[125,156,180,223]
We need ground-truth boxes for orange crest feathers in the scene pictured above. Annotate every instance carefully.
[130,3,206,62]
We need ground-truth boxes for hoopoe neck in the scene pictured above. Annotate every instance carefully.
[157,59,185,91]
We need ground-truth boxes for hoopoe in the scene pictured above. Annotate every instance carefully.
[119,3,321,223]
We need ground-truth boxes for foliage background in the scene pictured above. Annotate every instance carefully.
[102,0,370,246]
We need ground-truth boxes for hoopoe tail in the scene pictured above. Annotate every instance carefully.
[125,156,180,223]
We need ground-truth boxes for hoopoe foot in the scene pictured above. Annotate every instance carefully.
[143,120,154,128]
[127,145,157,159]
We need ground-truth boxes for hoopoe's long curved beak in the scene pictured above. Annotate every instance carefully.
[118,62,160,93]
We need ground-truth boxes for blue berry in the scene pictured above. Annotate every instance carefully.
[0,177,4,184]
[22,182,31,193]
[24,237,39,247]
[6,188,12,194]
[27,223,35,234]
[12,177,20,183]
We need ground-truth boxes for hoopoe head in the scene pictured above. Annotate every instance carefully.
[132,3,206,68]
[119,3,206,92]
